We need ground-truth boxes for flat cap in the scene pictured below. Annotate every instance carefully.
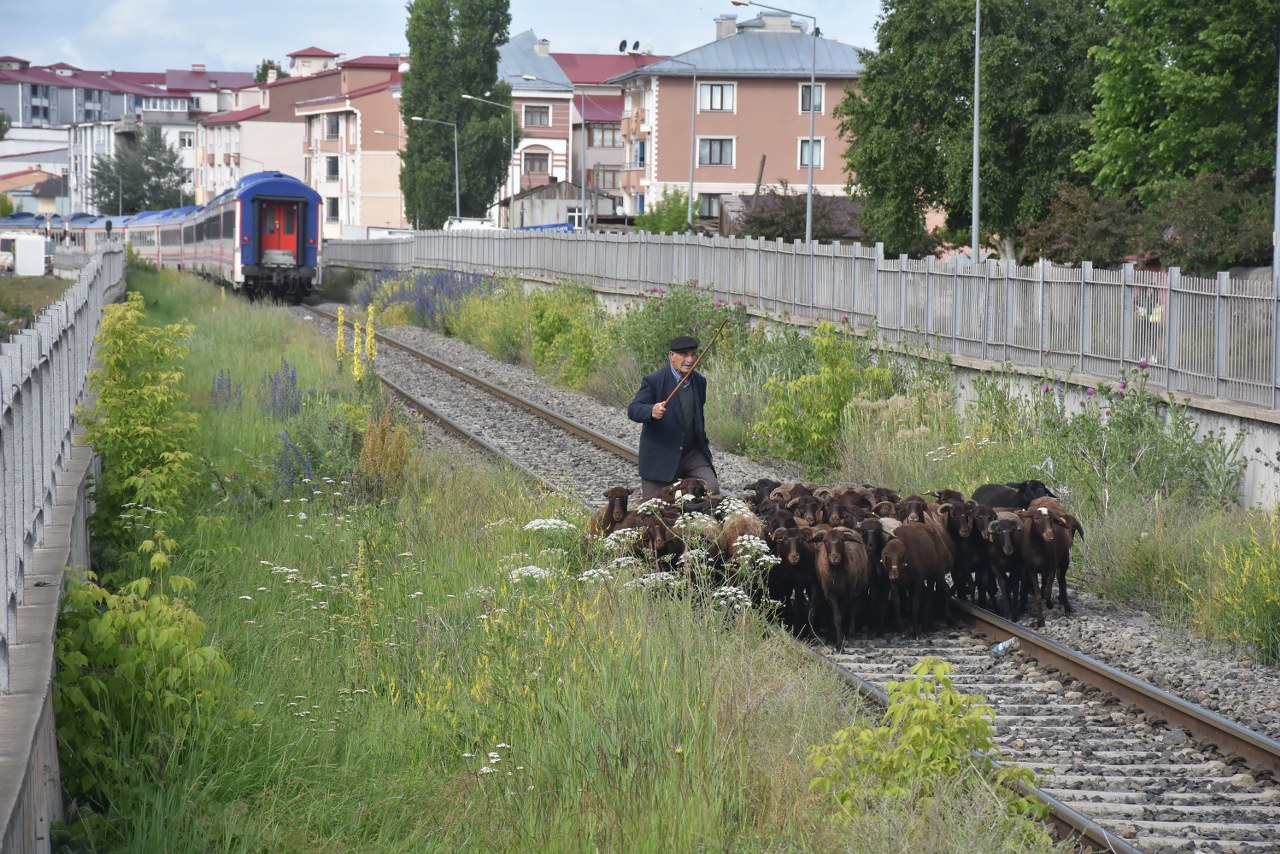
[669,335,699,352]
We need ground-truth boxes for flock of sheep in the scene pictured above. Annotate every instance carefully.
[590,478,1084,652]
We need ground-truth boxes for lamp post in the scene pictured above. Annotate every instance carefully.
[519,74,588,230]
[462,92,517,227]
[730,0,817,243]
[972,0,981,263]
[411,115,461,221]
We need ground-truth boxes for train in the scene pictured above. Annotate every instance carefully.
[0,171,323,303]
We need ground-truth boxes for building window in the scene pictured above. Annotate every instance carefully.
[699,194,723,218]
[597,166,621,190]
[179,131,194,148]
[799,138,823,169]
[698,138,734,166]
[326,156,340,180]
[631,139,646,168]
[698,82,735,112]
[325,114,340,140]
[800,83,825,114]
[326,197,340,222]
[590,123,621,148]
[524,105,550,127]
[524,151,549,173]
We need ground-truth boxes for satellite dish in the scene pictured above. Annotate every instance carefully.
[618,39,627,52]
[632,40,640,51]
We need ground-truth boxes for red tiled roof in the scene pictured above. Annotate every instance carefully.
[288,46,340,58]
[262,67,340,89]
[551,52,663,85]
[46,62,82,72]
[110,71,165,87]
[202,106,270,125]
[0,56,28,63]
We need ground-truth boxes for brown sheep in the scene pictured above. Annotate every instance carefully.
[589,486,635,538]
[1016,508,1062,627]
[804,525,870,652]
[880,521,950,636]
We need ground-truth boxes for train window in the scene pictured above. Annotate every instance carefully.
[265,215,276,234]
[208,217,220,240]
[284,208,295,234]
[183,225,194,244]
[222,210,234,236]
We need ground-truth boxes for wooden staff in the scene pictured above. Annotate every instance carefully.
[662,318,729,406]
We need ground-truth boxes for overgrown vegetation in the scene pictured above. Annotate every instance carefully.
[57,268,1066,850]
[356,268,1278,667]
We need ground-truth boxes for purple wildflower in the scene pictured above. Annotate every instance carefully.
[1085,387,1096,396]
[1138,358,1149,368]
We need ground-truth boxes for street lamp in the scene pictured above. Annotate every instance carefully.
[731,0,817,243]
[411,115,461,221]
[518,74,588,230]
[462,92,517,227]
[972,0,981,263]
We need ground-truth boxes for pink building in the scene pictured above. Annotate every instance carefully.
[605,12,864,221]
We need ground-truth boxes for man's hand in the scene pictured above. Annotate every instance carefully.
[651,401,667,419]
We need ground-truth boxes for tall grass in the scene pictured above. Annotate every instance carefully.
[59,270,1063,851]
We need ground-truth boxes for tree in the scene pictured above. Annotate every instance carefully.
[254,59,288,83]
[1146,172,1273,274]
[836,0,1112,261]
[1077,0,1280,200]
[89,127,186,215]
[0,109,10,141]
[634,187,694,234]
[0,193,13,218]
[737,181,848,243]
[1021,182,1139,266]
[402,0,516,230]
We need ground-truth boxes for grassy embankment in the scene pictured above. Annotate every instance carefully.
[54,266,1060,851]
[354,268,1280,665]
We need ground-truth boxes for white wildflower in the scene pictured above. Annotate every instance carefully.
[578,567,614,583]
[712,586,752,612]
[509,565,550,582]
[524,518,577,532]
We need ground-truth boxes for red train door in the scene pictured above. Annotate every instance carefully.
[259,200,298,266]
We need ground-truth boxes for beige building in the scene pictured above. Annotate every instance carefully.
[605,12,864,220]
[294,56,404,238]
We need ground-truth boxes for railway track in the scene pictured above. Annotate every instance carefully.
[310,305,1280,853]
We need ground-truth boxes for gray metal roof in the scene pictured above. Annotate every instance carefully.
[500,30,574,92]
[605,15,865,84]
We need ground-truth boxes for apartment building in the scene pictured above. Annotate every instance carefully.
[605,12,864,220]
[294,56,403,238]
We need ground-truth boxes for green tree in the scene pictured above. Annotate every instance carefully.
[89,127,185,215]
[0,193,13,218]
[402,0,516,230]
[0,109,10,141]
[254,58,288,83]
[634,186,694,234]
[836,0,1111,260]
[1146,172,1273,274]
[737,181,847,243]
[1077,0,1279,199]
[1021,181,1139,266]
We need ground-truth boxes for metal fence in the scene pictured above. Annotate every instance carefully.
[0,248,124,693]
[323,231,1280,411]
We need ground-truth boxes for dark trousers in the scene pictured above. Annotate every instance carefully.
[641,448,720,498]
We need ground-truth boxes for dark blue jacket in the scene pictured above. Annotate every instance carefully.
[627,366,712,482]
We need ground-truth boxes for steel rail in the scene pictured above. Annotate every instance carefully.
[953,598,1280,779]
[311,306,638,463]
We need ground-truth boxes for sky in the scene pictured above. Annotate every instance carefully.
[3,0,884,74]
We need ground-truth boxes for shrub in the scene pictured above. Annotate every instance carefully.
[1190,520,1280,665]
[750,321,890,477]
[809,657,1046,832]
[55,572,231,812]
[78,291,198,553]
[356,267,495,331]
